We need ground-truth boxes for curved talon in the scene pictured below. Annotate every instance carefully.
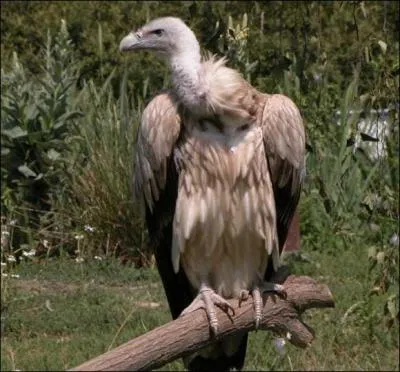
[212,294,235,316]
[221,303,235,317]
[180,285,234,335]
[270,283,287,299]
[279,289,288,300]
[238,289,249,308]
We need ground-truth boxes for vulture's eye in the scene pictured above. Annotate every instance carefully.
[152,29,164,37]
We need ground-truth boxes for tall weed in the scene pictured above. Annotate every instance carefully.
[58,69,147,263]
[1,20,81,255]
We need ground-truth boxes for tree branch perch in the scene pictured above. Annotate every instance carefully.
[70,269,334,371]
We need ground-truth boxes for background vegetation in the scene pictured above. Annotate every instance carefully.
[1,1,399,370]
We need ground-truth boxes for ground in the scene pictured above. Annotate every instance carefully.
[1,247,399,371]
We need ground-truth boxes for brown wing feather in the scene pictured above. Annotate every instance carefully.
[134,90,195,320]
[135,91,181,213]
[259,93,306,253]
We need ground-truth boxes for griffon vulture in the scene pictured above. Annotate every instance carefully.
[120,17,305,371]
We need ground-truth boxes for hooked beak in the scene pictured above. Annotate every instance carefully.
[119,32,141,52]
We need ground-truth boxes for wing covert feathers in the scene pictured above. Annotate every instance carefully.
[134,91,181,213]
[260,93,306,251]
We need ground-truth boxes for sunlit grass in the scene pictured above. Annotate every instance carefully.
[1,244,398,371]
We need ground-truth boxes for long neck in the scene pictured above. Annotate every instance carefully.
[169,46,203,111]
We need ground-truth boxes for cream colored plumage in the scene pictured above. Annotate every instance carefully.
[121,16,305,371]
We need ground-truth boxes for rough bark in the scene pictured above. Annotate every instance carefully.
[70,269,334,371]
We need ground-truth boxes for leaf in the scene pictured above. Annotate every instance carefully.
[47,148,61,161]
[24,104,39,121]
[53,110,84,129]
[360,1,368,18]
[18,164,37,178]
[376,251,385,264]
[341,301,364,324]
[246,61,259,72]
[242,13,248,29]
[2,126,28,139]
[378,40,387,54]
[99,68,116,98]
[45,299,54,312]
[368,246,377,259]
[364,46,370,63]
[228,15,233,30]
[386,295,398,319]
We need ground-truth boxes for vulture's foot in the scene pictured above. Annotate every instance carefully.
[180,284,235,335]
[252,283,287,329]
[238,289,250,307]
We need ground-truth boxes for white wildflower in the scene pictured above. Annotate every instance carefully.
[11,274,20,279]
[23,249,36,257]
[45,299,54,312]
[273,337,287,356]
[7,255,16,262]
[313,72,322,82]
[94,255,103,261]
[1,230,10,236]
[2,273,8,277]
[286,332,292,340]
[75,257,84,263]
[9,219,17,226]
[74,234,84,241]
[43,240,50,248]
[1,262,6,267]
[84,225,95,233]
[389,233,399,247]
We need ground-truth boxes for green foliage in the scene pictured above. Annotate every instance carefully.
[1,20,82,250]
[1,19,148,262]
[298,75,377,250]
[57,68,147,263]
[214,13,259,83]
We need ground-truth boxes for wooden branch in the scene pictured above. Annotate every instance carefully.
[70,269,334,371]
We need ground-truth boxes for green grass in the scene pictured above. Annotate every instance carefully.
[1,245,398,371]
[1,258,181,371]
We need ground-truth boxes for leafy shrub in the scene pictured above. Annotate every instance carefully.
[1,20,82,253]
[299,75,380,250]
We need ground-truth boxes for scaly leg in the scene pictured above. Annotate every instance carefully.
[180,283,235,335]
[252,282,287,329]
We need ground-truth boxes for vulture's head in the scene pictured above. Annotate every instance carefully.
[119,17,200,58]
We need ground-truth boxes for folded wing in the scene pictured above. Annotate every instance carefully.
[260,94,306,253]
